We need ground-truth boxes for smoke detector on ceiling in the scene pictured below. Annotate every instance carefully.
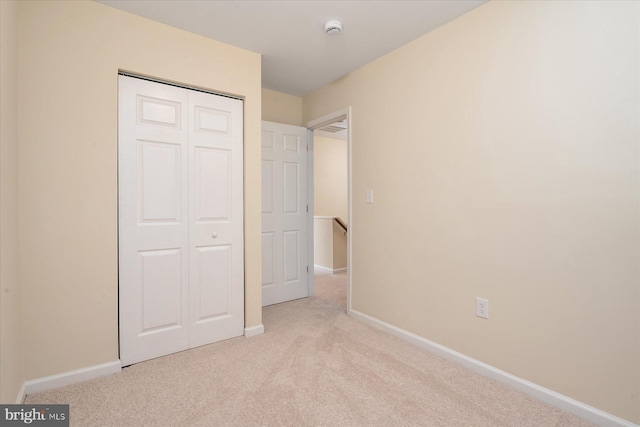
[324,20,343,36]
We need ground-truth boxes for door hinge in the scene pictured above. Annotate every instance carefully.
[307,266,309,273]
[306,205,308,212]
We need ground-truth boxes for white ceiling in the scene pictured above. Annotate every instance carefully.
[97,0,487,97]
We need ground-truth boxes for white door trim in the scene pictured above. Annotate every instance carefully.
[306,129,315,297]
[305,107,352,315]
[118,71,243,101]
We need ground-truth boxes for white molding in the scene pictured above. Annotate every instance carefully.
[349,309,638,427]
[22,360,121,396]
[344,107,353,316]
[244,324,264,337]
[304,108,349,131]
[15,382,26,404]
[313,264,347,274]
[314,264,333,273]
[307,128,315,298]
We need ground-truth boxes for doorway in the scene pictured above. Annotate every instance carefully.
[306,108,352,314]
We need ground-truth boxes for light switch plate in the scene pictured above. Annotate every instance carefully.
[476,297,489,319]
[366,189,373,204]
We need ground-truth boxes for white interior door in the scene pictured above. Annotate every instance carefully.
[261,121,309,306]
[119,75,243,366]
[188,89,244,347]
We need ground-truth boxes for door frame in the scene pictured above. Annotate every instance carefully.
[306,128,315,298]
[305,107,352,315]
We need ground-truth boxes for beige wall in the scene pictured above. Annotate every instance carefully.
[313,219,334,270]
[313,218,347,271]
[0,0,24,403]
[262,88,303,126]
[16,0,262,383]
[314,136,348,223]
[304,1,639,423]
[332,224,347,271]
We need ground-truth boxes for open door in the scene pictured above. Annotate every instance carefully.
[261,121,310,306]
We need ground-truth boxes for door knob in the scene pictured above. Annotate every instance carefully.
[212,232,218,239]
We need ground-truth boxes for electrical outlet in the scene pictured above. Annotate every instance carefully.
[476,297,489,319]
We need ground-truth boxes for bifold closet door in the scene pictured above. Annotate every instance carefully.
[118,76,243,366]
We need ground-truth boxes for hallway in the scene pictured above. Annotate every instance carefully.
[313,269,347,310]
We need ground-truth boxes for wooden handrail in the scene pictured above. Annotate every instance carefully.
[313,216,348,233]
[334,217,347,233]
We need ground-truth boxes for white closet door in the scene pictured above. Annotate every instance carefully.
[188,90,244,347]
[261,121,308,306]
[119,76,243,366]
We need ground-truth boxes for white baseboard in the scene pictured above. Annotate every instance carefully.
[244,324,264,338]
[314,264,347,274]
[349,309,638,427]
[22,360,121,397]
[15,382,26,404]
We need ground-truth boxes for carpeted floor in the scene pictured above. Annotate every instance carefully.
[313,268,348,309]
[25,271,593,426]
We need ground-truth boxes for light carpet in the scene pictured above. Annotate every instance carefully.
[25,272,593,426]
